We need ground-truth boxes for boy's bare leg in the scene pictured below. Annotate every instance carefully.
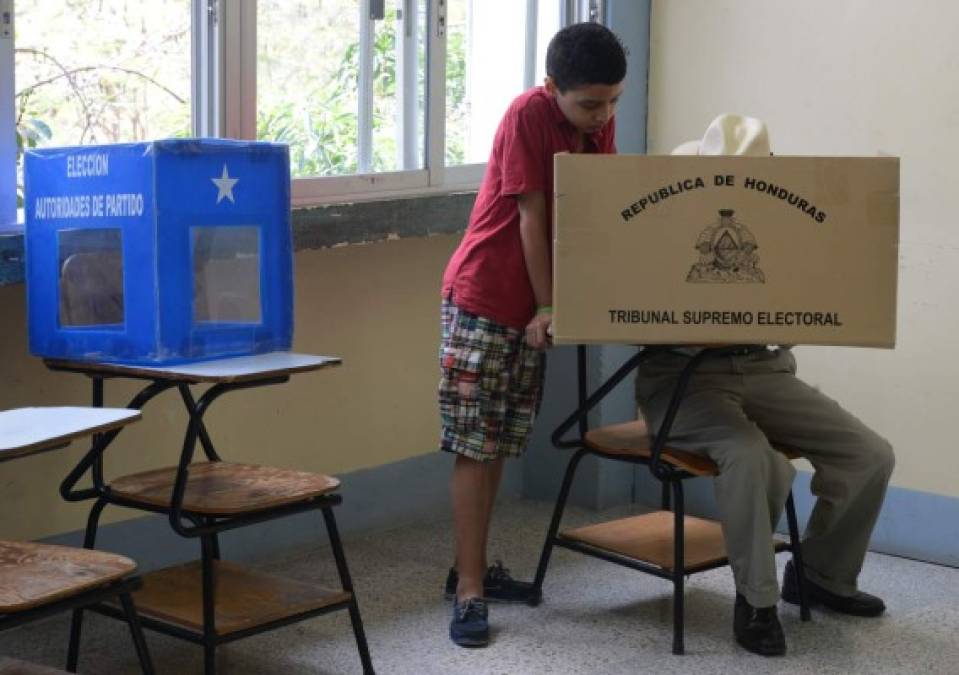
[480,456,505,555]
[452,452,503,600]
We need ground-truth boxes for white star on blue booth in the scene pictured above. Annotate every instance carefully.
[212,164,239,204]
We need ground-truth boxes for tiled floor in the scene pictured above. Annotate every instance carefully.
[2,499,957,674]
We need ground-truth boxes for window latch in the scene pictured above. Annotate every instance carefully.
[1,0,13,40]
[436,0,446,37]
[370,0,385,21]
[399,0,413,37]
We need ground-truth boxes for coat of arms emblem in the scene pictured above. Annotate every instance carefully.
[687,209,765,283]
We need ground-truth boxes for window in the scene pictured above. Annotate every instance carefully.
[3,0,578,226]
[58,228,125,328]
[443,0,561,185]
[257,0,426,178]
[246,0,561,203]
[192,225,262,324]
[445,0,528,167]
[1,4,14,231]
[12,0,191,214]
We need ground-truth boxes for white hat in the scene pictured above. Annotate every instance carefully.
[671,114,771,157]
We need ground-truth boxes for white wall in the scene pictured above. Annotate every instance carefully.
[648,0,959,497]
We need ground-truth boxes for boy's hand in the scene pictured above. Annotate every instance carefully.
[525,311,553,350]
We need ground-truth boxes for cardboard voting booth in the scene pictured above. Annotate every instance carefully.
[552,154,899,347]
[24,138,293,364]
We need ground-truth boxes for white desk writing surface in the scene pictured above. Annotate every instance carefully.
[44,352,342,384]
[0,407,141,462]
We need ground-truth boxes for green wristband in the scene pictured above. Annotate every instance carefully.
[536,305,553,315]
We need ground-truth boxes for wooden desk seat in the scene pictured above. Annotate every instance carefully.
[585,420,719,476]
[108,464,356,647]
[0,656,69,674]
[129,560,351,637]
[564,419,795,573]
[0,541,136,613]
[110,462,340,516]
[562,511,729,572]
[584,419,802,474]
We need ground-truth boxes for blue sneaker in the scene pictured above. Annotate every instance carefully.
[450,597,489,647]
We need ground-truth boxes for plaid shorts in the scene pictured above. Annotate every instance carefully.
[438,299,545,461]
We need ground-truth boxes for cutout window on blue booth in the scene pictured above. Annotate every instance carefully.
[58,228,125,329]
[192,225,262,325]
[25,139,293,365]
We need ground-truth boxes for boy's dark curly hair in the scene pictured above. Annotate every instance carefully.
[546,22,627,92]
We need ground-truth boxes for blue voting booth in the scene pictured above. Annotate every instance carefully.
[24,139,293,364]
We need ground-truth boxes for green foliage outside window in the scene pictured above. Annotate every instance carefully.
[14,1,469,199]
[14,113,50,208]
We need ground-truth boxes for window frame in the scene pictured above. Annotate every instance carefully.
[1,0,18,231]
[232,0,566,206]
[0,0,582,228]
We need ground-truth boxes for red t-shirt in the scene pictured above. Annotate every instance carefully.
[441,86,617,329]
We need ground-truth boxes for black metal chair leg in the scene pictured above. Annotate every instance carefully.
[321,507,374,675]
[65,608,83,672]
[66,497,110,671]
[204,643,216,675]
[346,598,374,675]
[532,448,587,593]
[81,498,109,549]
[784,491,811,621]
[671,480,685,655]
[204,519,222,560]
[119,591,156,675]
[66,606,84,672]
[201,534,218,675]
[661,481,671,511]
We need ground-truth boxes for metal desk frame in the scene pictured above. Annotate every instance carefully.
[45,355,374,675]
[531,345,810,654]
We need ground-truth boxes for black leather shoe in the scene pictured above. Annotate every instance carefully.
[444,561,542,606]
[734,594,786,656]
[782,560,886,617]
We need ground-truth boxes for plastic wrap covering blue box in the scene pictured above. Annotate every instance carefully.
[24,139,293,364]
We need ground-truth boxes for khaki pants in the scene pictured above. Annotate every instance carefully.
[636,348,895,608]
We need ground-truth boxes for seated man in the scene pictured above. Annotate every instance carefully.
[637,114,895,657]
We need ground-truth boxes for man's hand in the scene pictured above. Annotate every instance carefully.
[525,311,553,350]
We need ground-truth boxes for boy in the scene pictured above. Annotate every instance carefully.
[438,22,627,647]
[638,114,895,657]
